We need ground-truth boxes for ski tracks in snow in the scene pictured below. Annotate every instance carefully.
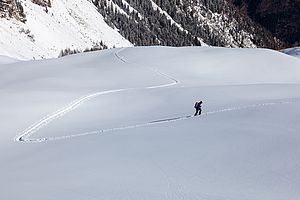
[15,48,179,142]
[15,49,299,143]
[19,99,299,143]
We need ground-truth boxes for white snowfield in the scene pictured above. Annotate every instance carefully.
[0,0,132,60]
[0,46,300,200]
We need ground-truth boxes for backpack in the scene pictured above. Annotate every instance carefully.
[194,102,199,109]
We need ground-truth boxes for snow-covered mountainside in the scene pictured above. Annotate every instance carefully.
[0,0,132,60]
[1,46,300,199]
[95,0,282,48]
[1,0,285,59]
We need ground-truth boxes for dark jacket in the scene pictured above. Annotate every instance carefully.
[195,101,202,109]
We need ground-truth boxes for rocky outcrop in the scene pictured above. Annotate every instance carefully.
[0,0,26,22]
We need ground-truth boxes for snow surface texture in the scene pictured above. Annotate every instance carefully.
[0,55,19,64]
[0,0,132,60]
[1,46,300,199]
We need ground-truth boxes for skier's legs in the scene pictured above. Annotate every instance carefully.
[199,109,202,115]
[194,109,199,116]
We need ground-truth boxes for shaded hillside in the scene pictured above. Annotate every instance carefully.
[93,0,284,49]
[230,0,300,46]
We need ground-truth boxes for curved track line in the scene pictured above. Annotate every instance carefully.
[15,48,178,142]
[19,99,299,143]
[15,49,300,143]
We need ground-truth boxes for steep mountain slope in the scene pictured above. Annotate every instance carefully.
[1,46,300,199]
[0,0,286,59]
[94,0,283,48]
[0,0,132,60]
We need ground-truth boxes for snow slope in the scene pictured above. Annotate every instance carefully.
[0,55,19,64]
[0,0,132,60]
[282,47,300,59]
[1,46,300,200]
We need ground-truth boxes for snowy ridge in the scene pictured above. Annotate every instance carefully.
[149,0,186,33]
[107,0,130,18]
[121,0,143,19]
[148,0,206,46]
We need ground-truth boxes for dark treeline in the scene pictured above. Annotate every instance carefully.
[58,42,108,57]
[94,0,202,46]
